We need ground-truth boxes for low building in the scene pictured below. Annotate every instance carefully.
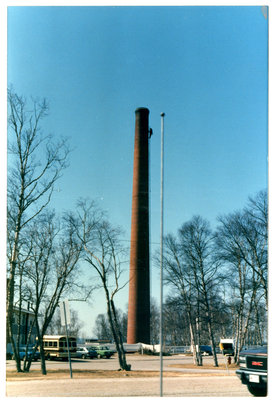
[6,306,38,354]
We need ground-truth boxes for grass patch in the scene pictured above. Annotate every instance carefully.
[6,363,237,381]
[6,369,182,381]
[167,363,238,369]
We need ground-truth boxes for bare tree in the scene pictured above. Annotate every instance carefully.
[22,213,83,374]
[93,313,113,341]
[244,190,268,304]
[162,216,221,366]
[178,216,219,367]
[7,88,69,372]
[72,199,131,371]
[93,309,127,342]
[21,211,83,374]
[47,307,84,338]
[163,296,191,346]
[150,298,160,346]
[215,191,267,361]
[163,233,200,364]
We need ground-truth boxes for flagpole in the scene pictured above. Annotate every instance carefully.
[160,112,165,397]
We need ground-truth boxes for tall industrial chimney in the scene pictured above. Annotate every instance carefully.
[127,107,151,344]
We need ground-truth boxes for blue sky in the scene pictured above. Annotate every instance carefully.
[7,5,268,336]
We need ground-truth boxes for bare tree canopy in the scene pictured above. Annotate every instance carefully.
[215,190,268,361]
[93,310,127,342]
[161,190,267,364]
[47,307,84,338]
[14,211,84,374]
[163,216,220,366]
[71,199,131,371]
[7,88,70,372]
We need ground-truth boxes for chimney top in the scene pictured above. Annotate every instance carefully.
[135,107,149,115]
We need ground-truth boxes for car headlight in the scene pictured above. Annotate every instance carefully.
[239,356,246,368]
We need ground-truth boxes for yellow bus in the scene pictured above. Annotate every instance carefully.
[42,335,77,360]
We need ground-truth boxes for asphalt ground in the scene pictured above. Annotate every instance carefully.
[6,353,237,373]
[6,375,250,397]
[6,354,251,397]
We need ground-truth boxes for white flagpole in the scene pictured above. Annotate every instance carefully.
[160,112,165,397]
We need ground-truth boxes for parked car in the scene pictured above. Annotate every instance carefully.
[200,345,212,355]
[87,347,98,359]
[75,346,98,359]
[236,346,267,396]
[92,345,114,359]
[11,346,40,361]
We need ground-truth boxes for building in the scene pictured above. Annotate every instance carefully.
[6,306,38,354]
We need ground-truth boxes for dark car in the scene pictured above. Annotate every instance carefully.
[87,347,98,359]
[200,345,212,355]
[236,346,267,396]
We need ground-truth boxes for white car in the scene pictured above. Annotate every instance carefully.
[75,346,92,359]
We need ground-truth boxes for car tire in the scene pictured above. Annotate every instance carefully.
[247,384,267,397]
[81,354,86,359]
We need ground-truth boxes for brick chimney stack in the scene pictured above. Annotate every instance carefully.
[127,107,151,344]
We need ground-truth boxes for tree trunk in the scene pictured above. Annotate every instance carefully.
[201,279,218,367]
[189,320,198,365]
[240,292,256,349]
[195,317,203,366]
[36,326,47,375]
[104,287,130,371]
[110,300,130,371]
[23,319,36,372]
[39,345,47,375]
[207,317,218,367]
[7,211,23,372]
[234,315,241,364]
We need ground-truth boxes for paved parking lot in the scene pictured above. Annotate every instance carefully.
[6,354,251,397]
[6,353,236,373]
[6,375,250,397]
